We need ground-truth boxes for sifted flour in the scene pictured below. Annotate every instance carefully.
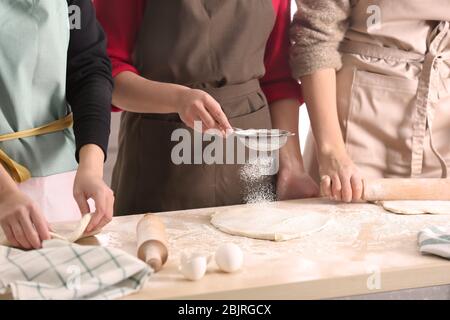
[240,156,276,203]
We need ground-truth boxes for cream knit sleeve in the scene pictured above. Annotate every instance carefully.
[290,0,351,79]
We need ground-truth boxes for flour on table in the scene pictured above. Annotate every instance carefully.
[378,201,450,215]
[0,213,97,247]
[210,206,330,241]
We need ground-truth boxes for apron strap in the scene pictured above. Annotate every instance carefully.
[427,111,448,178]
[411,22,450,178]
[0,149,31,182]
[339,40,425,63]
[0,113,73,182]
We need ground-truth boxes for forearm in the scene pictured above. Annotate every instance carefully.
[0,164,18,193]
[67,0,113,161]
[113,72,190,113]
[300,69,347,159]
[269,99,304,172]
[78,144,105,177]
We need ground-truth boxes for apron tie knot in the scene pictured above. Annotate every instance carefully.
[0,113,74,183]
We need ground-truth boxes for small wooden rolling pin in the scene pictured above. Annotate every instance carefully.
[363,179,450,201]
[136,214,169,272]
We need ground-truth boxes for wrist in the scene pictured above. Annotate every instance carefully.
[317,142,348,161]
[173,85,191,113]
[78,144,104,177]
[0,167,19,194]
[0,182,19,195]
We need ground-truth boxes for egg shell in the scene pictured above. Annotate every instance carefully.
[179,254,208,281]
[215,243,244,273]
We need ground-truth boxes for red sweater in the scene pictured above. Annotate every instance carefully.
[94,0,302,111]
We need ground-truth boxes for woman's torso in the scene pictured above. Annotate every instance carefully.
[0,0,77,177]
[335,0,450,178]
[112,0,280,213]
[133,0,276,90]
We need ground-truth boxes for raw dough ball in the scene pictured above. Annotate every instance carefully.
[179,253,208,281]
[378,201,450,215]
[211,206,330,241]
[215,243,243,273]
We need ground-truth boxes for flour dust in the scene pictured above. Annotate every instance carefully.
[240,156,276,204]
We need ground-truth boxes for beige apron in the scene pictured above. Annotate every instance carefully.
[111,0,276,215]
[305,1,450,181]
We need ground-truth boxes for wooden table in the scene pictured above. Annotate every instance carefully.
[78,198,450,300]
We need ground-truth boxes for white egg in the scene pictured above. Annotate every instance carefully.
[179,253,208,281]
[215,243,244,273]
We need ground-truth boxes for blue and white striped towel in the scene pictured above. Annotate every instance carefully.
[418,226,450,259]
[0,240,152,300]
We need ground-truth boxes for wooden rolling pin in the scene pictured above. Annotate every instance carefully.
[137,214,169,272]
[363,178,450,201]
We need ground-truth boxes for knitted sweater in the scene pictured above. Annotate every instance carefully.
[290,0,351,79]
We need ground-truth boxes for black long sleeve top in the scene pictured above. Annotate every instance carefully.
[66,0,113,161]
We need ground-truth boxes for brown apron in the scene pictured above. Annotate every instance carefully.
[111,0,276,215]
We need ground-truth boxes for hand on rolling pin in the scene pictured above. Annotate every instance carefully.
[318,152,363,202]
[0,189,50,249]
[175,88,232,136]
[73,145,114,234]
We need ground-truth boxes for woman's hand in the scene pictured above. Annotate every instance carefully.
[74,145,114,233]
[112,72,232,135]
[0,188,50,249]
[318,151,363,202]
[175,88,232,135]
[277,169,319,200]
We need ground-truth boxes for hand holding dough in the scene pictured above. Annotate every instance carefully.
[0,213,97,247]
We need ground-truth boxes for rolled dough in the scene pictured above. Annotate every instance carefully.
[378,201,450,215]
[0,213,97,247]
[210,207,330,241]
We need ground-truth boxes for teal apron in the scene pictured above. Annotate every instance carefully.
[0,0,77,180]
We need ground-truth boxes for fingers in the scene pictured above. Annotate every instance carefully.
[203,95,232,132]
[74,192,91,215]
[195,104,216,131]
[1,223,20,248]
[30,207,50,242]
[320,175,331,198]
[339,169,353,203]
[331,173,342,201]
[18,211,41,249]
[322,169,363,203]
[351,174,363,201]
[96,190,114,231]
[86,189,113,233]
[10,219,31,249]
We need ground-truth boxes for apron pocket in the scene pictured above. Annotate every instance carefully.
[223,90,268,120]
[344,69,419,177]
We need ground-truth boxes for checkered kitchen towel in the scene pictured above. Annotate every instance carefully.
[0,240,151,300]
[418,226,450,259]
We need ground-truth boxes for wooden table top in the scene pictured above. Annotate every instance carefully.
[78,198,450,300]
